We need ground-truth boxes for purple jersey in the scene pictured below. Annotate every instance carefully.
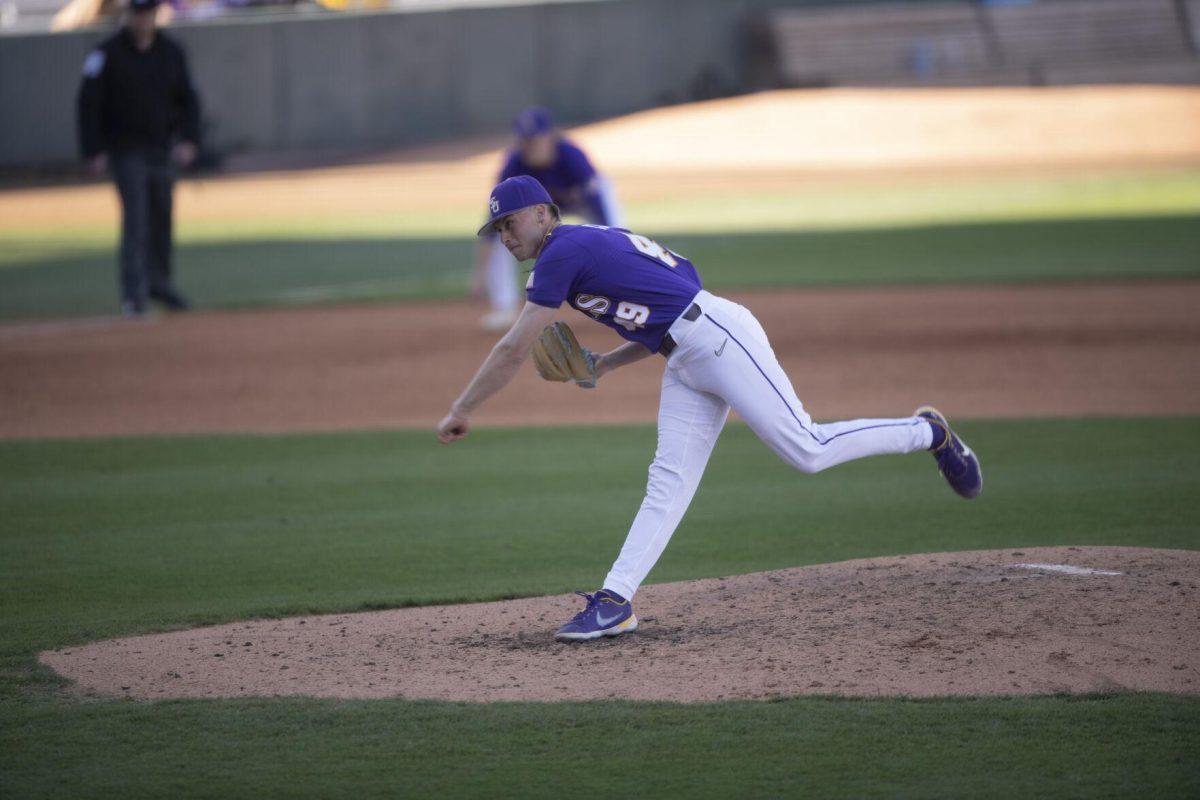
[526,224,703,351]
[499,139,611,224]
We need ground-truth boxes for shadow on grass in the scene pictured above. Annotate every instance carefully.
[1,214,1197,323]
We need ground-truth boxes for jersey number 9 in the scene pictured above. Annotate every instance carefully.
[614,301,651,331]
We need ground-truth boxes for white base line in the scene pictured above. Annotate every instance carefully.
[1010,563,1123,576]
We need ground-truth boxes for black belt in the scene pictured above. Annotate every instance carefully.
[657,302,702,356]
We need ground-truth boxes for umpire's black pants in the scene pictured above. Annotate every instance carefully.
[112,149,176,307]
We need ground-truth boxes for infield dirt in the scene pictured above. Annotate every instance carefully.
[2,280,1198,439]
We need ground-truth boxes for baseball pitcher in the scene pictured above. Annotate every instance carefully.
[438,176,981,642]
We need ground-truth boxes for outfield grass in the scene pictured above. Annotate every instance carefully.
[1,214,1198,322]
[3,166,1200,322]
[2,418,1198,797]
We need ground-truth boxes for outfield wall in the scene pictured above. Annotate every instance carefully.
[5,0,1194,169]
[0,0,805,168]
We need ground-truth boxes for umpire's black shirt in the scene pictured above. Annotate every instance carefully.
[77,28,200,158]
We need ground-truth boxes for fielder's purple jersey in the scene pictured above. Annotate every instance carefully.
[500,139,612,224]
[526,224,703,351]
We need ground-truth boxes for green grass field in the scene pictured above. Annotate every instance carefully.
[2,419,1199,797]
[3,215,1199,321]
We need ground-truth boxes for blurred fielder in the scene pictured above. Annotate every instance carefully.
[472,107,624,331]
[439,176,981,642]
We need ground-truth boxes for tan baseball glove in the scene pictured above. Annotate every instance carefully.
[531,322,598,389]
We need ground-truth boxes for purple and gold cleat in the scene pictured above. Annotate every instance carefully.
[916,406,982,499]
[554,589,638,642]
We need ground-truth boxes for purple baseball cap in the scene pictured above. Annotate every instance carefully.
[477,175,559,236]
[513,106,555,139]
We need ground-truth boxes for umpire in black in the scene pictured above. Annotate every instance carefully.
[77,0,200,316]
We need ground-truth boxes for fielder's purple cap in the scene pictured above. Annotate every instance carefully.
[513,106,555,138]
[477,175,559,236]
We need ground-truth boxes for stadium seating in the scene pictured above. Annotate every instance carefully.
[1189,0,1200,51]
[760,0,1200,88]
[987,0,1189,65]
[762,2,1001,86]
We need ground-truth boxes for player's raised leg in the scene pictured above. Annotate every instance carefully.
[681,297,935,473]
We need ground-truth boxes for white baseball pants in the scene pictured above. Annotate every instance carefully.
[603,290,933,600]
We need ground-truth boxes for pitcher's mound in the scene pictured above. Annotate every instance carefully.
[41,547,1198,702]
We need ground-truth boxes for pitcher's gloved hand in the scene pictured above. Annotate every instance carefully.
[531,322,598,389]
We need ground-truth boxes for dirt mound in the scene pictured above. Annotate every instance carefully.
[41,547,1199,702]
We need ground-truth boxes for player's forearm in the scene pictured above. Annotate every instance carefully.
[451,338,527,415]
[598,341,653,377]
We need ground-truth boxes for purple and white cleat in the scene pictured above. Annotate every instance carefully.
[554,589,638,642]
[916,406,982,499]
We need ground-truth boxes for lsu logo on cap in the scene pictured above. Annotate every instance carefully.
[489,196,500,214]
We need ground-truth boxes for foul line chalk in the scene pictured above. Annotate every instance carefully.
[1010,563,1123,576]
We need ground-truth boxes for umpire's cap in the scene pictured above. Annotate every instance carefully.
[128,0,162,10]
[477,176,559,236]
